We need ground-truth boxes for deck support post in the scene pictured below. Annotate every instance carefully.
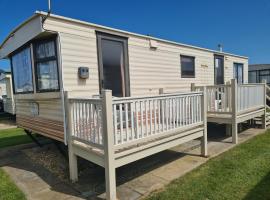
[231,79,238,144]
[102,90,117,200]
[201,86,208,157]
[262,80,267,129]
[65,91,78,182]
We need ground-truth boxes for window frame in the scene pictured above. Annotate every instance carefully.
[10,44,35,94]
[180,55,196,78]
[233,62,244,84]
[33,37,60,93]
[96,31,131,97]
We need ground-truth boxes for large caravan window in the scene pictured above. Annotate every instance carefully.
[181,55,195,78]
[11,47,34,93]
[34,40,59,92]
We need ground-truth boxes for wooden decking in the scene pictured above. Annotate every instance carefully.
[65,90,208,200]
[193,79,267,144]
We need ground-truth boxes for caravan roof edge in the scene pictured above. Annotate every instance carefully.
[35,11,248,59]
[0,11,248,60]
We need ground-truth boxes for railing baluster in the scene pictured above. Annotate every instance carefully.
[140,101,143,138]
[135,101,139,139]
[125,103,129,142]
[150,100,153,135]
[113,104,117,145]
[145,100,148,136]
[130,102,134,140]
[119,104,123,144]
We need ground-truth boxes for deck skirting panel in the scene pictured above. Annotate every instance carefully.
[16,115,64,142]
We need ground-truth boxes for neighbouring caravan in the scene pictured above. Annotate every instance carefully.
[0,11,248,143]
[2,72,15,114]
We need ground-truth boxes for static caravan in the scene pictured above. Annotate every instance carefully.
[1,11,259,199]
[249,64,270,84]
[0,11,249,143]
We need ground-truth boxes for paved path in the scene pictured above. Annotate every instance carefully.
[0,127,265,200]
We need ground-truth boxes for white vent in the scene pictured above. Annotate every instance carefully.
[149,39,158,49]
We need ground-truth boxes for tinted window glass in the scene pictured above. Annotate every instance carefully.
[234,63,244,83]
[11,47,34,93]
[181,56,195,78]
[214,56,224,84]
[101,39,125,97]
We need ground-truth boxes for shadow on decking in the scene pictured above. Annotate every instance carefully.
[243,171,270,200]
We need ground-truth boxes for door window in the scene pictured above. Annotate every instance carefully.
[214,55,224,84]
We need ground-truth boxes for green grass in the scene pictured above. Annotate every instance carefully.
[0,128,31,200]
[0,128,33,149]
[0,169,26,200]
[147,131,270,200]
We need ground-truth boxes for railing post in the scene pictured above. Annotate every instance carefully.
[201,86,208,157]
[102,90,117,200]
[64,91,78,182]
[231,79,238,144]
[191,83,195,92]
[262,79,267,129]
[225,81,232,136]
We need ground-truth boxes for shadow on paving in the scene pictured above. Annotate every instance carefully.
[0,122,260,199]
[244,171,270,200]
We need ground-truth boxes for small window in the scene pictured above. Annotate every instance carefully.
[11,47,34,93]
[34,39,59,92]
[181,55,195,78]
[233,63,244,83]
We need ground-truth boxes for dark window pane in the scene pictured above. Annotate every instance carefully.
[234,63,243,83]
[101,39,125,97]
[214,56,224,84]
[12,47,34,93]
[249,71,257,83]
[36,41,55,59]
[181,56,195,77]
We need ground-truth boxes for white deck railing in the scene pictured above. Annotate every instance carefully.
[69,98,104,149]
[193,79,266,115]
[67,91,205,150]
[237,84,265,112]
[112,92,203,147]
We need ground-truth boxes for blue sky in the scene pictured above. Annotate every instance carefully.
[0,0,270,71]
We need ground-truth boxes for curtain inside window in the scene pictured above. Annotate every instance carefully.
[12,47,33,93]
[35,40,59,91]
[37,61,58,90]
[36,41,55,59]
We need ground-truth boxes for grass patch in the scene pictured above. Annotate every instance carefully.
[0,169,26,200]
[147,131,270,200]
[0,128,33,149]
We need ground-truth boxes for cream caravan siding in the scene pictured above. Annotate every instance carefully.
[0,16,42,58]
[15,98,63,121]
[43,17,248,97]
[44,18,99,97]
